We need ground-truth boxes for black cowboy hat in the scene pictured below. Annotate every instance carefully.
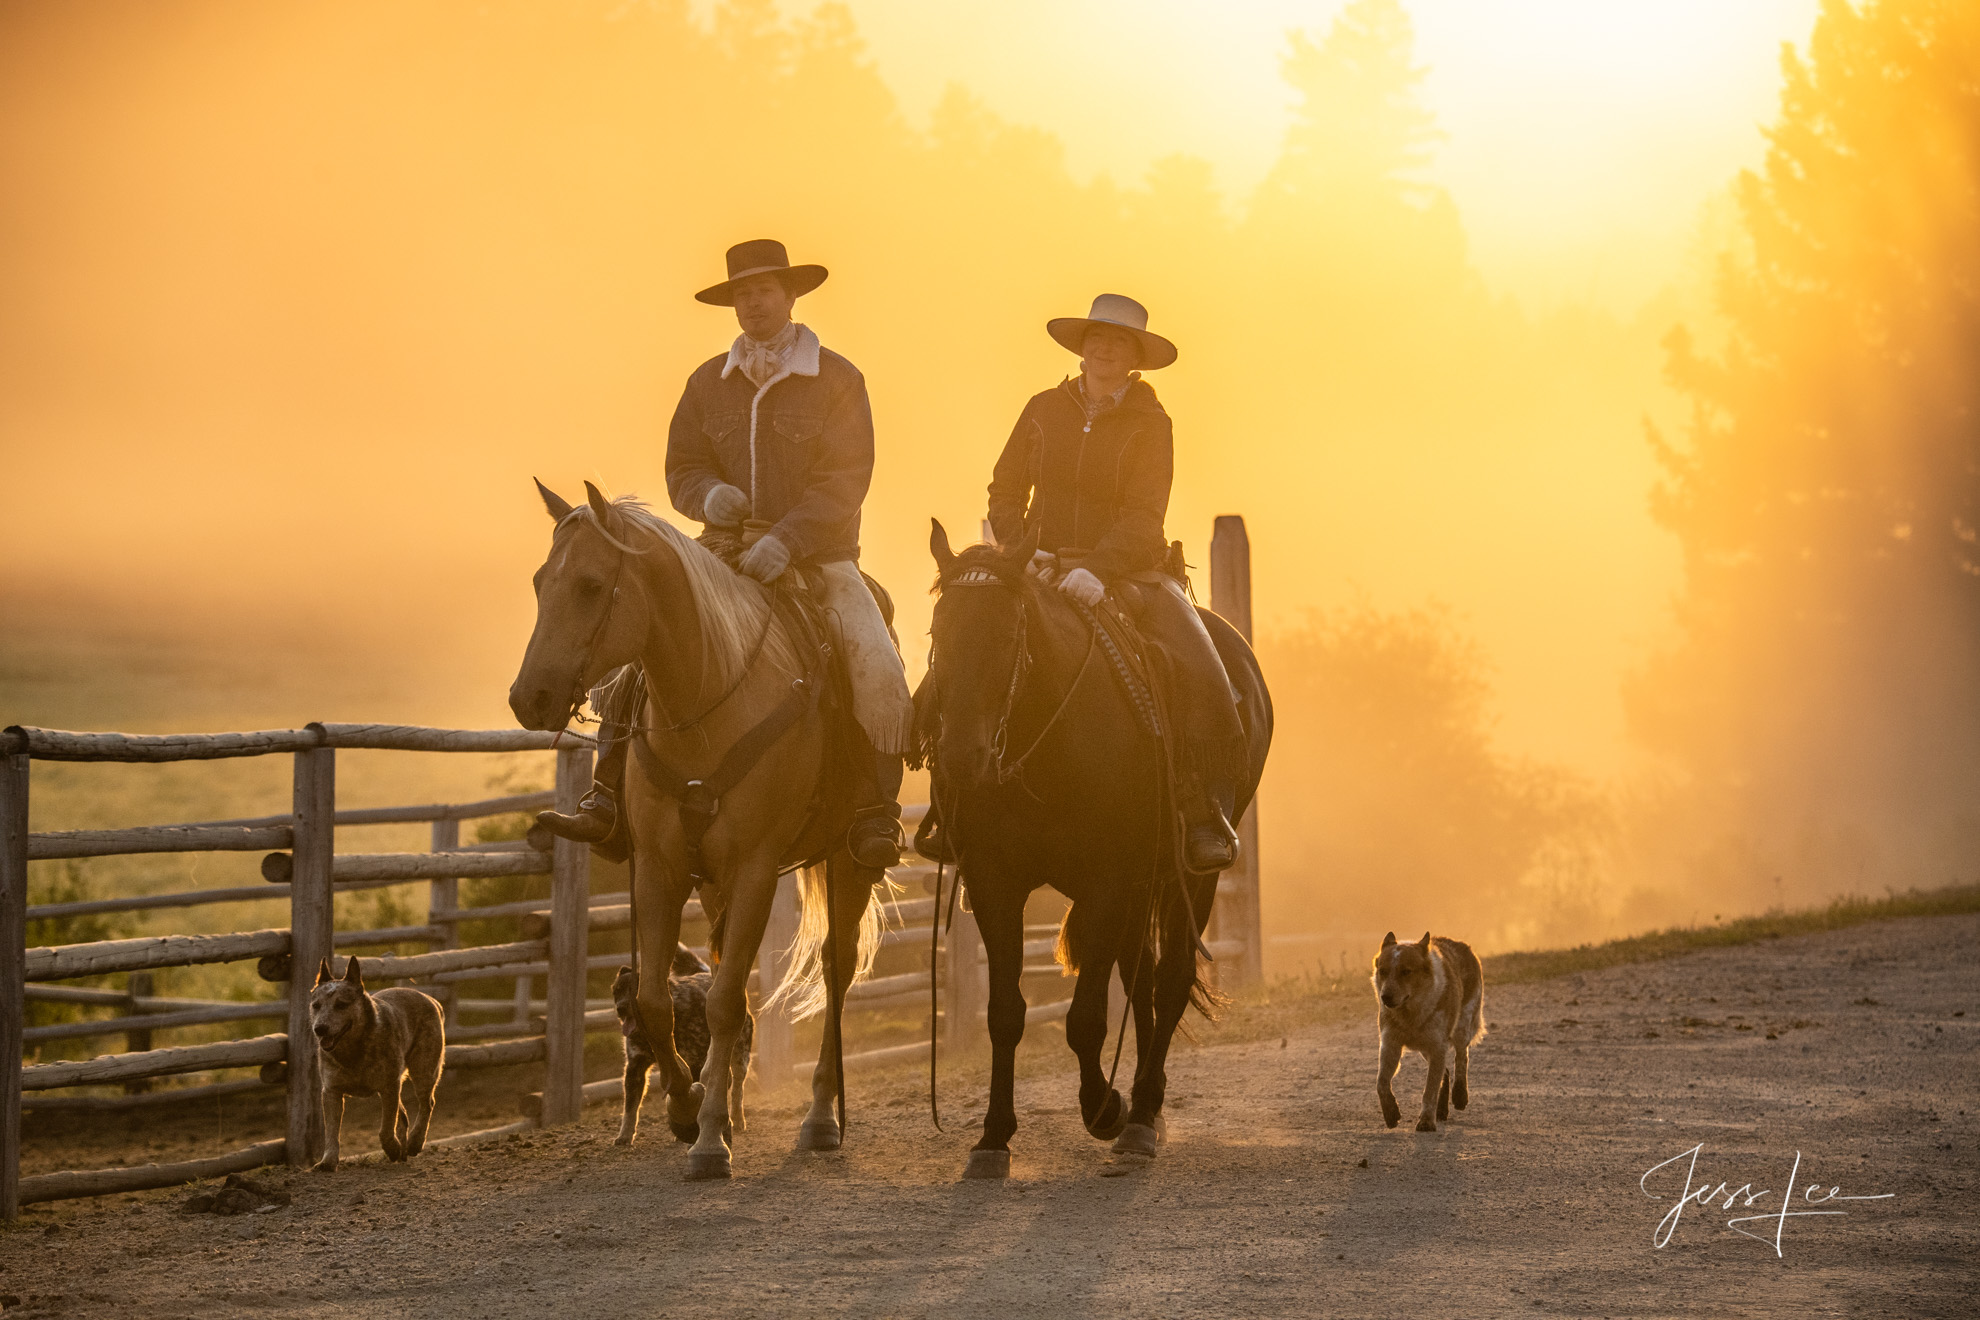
[694,238,829,306]
[1046,293,1178,369]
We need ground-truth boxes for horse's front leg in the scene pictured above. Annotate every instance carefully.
[1061,902,1127,1140]
[686,858,778,1180]
[631,883,698,1145]
[963,885,1027,1179]
[798,854,881,1152]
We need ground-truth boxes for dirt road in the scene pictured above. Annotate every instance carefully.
[3,913,1975,1318]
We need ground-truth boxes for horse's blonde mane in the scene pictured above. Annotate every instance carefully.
[561,497,797,690]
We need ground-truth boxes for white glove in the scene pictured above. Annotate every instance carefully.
[1058,566,1106,607]
[737,532,792,583]
[702,483,750,528]
[1026,549,1056,583]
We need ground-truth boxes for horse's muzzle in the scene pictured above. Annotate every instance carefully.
[508,683,566,733]
[940,739,997,791]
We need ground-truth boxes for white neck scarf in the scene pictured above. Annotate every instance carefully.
[733,320,801,389]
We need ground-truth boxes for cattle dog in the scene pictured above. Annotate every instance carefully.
[1371,931,1485,1132]
[610,944,753,1146]
[309,956,445,1170]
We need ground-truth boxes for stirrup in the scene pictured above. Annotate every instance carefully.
[913,811,958,864]
[531,785,619,849]
[847,808,903,869]
[1183,813,1238,873]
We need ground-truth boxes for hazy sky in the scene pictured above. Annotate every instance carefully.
[0,0,1832,781]
[766,0,1821,310]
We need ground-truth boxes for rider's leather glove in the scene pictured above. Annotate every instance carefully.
[701,483,750,528]
[1058,566,1106,607]
[1026,549,1057,583]
[738,532,792,584]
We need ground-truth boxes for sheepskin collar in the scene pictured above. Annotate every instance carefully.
[722,322,820,388]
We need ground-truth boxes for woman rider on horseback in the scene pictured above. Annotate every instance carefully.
[981,294,1246,873]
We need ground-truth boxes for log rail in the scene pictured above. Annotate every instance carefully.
[0,516,1262,1219]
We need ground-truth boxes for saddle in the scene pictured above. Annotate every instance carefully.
[1050,544,1186,743]
[619,528,880,877]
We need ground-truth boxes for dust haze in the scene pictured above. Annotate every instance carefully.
[4,0,1972,968]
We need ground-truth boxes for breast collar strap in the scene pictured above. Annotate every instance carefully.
[630,590,824,890]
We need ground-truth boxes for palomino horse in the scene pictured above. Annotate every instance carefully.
[509,481,885,1179]
[918,524,1272,1177]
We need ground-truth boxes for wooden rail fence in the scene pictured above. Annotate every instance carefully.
[1,516,1264,1217]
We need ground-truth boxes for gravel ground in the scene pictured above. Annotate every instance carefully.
[2,912,1975,1318]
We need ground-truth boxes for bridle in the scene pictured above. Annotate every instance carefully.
[938,565,1098,786]
[557,549,628,737]
[555,518,778,739]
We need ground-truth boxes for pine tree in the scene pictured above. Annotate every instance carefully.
[1634,0,1980,889]
[1259,0,1441,208]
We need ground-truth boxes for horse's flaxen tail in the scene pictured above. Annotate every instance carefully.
[763,862,887,1020]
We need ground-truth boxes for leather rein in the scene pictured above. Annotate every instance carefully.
[561,524,822,892]
[942,566,1099,786]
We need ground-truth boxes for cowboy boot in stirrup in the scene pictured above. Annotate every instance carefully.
[535,782,618,845]
[532,728,632,862]
[913,803,959,864]
[848,805,904,869]
[1183,810,1238,873]
[1182,775,1240,873]
[844,746,904,869]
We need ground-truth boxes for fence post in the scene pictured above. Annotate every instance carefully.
[428,819,459,1029]
[754,870,800,1087]
[2,752,28,1221]
[123,972,154,1093]
[541,744,592,1126]
[945,884,984,1053]
[1210,515,1264,988]
[286,746,335,1167]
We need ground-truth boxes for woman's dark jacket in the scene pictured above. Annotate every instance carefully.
[665,345,874,565]
[986,377,1173,583]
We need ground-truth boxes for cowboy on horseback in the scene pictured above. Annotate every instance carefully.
[536,239,912,870]
[984,293,1247,873]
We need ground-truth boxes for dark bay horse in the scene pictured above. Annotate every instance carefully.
[919,523,1273,1178]
[509,481,885,1179]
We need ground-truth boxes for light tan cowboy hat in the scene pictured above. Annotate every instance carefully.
[1046,293,1178,369]
[694,238,829,306]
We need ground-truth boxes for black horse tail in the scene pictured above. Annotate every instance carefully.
[1054,891,1226,1023]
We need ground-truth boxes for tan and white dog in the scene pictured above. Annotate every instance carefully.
[1371,931,1485,1132]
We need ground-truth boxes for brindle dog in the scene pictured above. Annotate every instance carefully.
[1371,931,1485,1132]
[611,945,753,1146]
[308,956,445,1171]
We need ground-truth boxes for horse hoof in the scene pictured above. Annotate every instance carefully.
[669,1120,700,1144]
[962,1149,1011,1180]
[1110,1123,1161,1158]
[1085,1089,1128,1141]
[796,1116,842,1152]
[684,1150,732,1181]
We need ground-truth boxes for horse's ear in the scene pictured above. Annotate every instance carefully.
[1010,526,1041,567]
[583,480,619,535]
[1381,931,1396,948]
[315,958,332,987]
[535,478,574,522]
[343,956,363,988]
[930,518,956,572]
[1419,931,1432,948]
